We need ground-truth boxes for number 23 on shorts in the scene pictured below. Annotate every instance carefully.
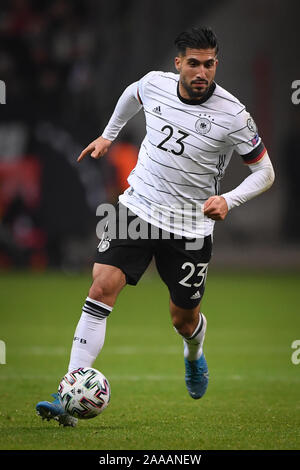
[179,262,208,288]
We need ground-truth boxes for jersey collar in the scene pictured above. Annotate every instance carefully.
[177,81,216,105]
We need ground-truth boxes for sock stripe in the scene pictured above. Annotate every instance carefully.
[86,297,113,312]
[85,299,110,313]
[188,313,203,340]
[82,298,112,320]
[82,306,107,320]
[85,300,111,316]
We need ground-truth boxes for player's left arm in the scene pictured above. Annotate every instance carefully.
[204,109,275,221]
[204,151,275,221]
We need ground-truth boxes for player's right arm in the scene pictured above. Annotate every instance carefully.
[77,81,142,162]
[77,136,113,162]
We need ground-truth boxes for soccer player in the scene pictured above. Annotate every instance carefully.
[36,27,274,426]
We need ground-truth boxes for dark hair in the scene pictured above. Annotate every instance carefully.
[174,27,219,55]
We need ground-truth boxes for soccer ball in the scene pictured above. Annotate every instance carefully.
[58,367,110,419]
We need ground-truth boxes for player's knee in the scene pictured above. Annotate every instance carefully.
[89,276,117,302]
[89,264,126,303]
[88,278,105,301]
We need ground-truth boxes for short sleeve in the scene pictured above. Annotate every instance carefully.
[226,109,266,164]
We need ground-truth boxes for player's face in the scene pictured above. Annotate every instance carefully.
[175,48,218,100]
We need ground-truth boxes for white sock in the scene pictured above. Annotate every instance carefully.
[174,313,207,361]
[184,313,207,361]
[68,297,112,372]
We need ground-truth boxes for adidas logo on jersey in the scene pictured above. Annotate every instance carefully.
[152,105,162,115]
[190,291,201,299]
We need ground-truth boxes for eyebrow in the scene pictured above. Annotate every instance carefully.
[186,57,217,65]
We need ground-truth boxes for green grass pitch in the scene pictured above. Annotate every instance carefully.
[0,269,299,450]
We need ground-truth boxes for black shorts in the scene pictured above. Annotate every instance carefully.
[95,203,213,309]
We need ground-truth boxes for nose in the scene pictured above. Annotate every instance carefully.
[195,65,207,80]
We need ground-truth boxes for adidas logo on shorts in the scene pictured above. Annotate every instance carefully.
[190,291,201,300]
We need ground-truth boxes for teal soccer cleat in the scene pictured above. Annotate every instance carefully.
[36,393,78,427]
[184,353,209,399]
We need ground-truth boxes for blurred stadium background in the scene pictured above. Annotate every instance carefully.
[0,0,299,271]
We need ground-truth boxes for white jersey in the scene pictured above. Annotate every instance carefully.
[105,71,266,237]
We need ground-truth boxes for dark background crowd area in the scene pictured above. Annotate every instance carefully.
[0,0,299,271]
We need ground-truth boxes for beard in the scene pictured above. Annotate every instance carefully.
[180,76,209,99]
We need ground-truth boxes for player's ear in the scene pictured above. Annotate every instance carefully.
[174,56,181,72]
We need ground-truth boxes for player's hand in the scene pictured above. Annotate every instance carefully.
[203,196,228,221]
[77,136,112,162]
